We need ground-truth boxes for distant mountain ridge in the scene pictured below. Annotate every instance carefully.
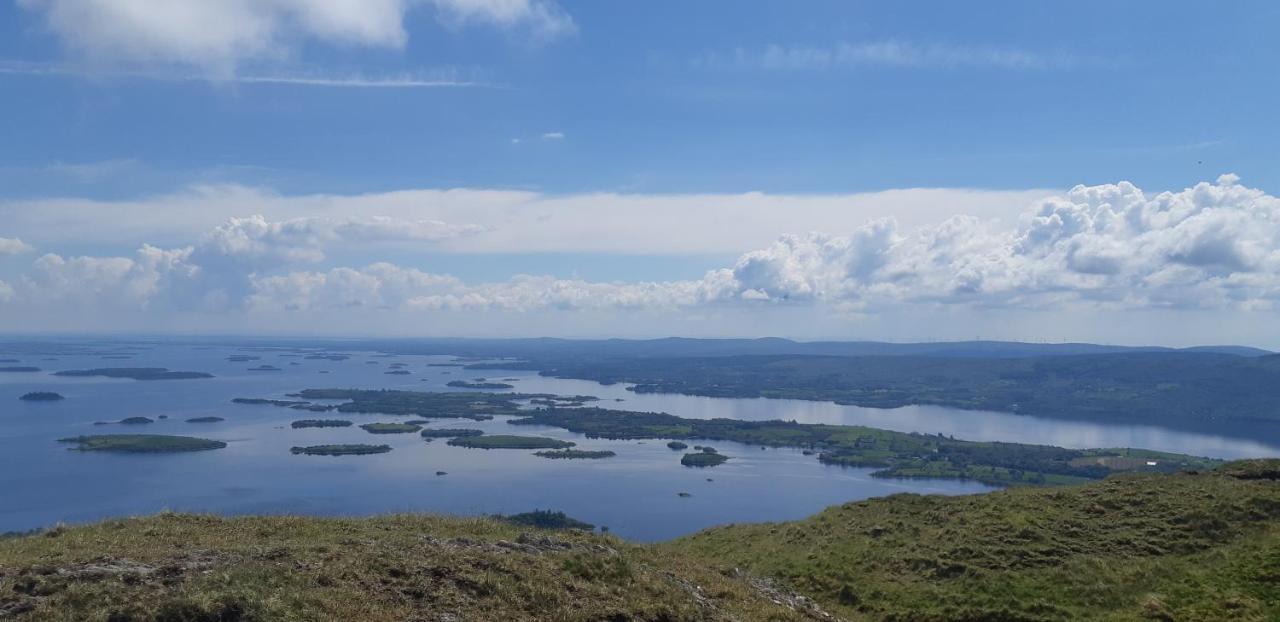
[218,336,1271,360]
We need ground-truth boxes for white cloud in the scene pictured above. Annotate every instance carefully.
[708,174,1280,311]
[0,59,489,88]
[1,185,1051,255]
[694,40,1082,72]
[17,0,573,77]
[541,132,565,140]
[0,238,34,255]
[2,176,1277,337]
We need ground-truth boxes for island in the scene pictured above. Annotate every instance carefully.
[447,435,576,450]
[384,370,411,375]
[292,419,353,429]
[290,444,392,456]
[681,452,729,467]
[185,416,225,423]
[359,422,423,434]
[447,380,515,389]
[0,366,40,372]
[506,406,1221,486]
[533,449,617,459]
[54,368,213,380]
[273,389,547,420]
[232,398,310,407]
[499,510,594,531]
[19,391,64,401]
[58,434,227,453]
[419,428,484,438]
[666,441,688,450]
[226,355,260,362]
[247,365,282,372]
[95,416,154,426]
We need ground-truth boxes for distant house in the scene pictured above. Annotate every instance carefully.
[1146,461,1158,466]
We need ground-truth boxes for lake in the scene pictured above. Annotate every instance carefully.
[3,341,1278,541]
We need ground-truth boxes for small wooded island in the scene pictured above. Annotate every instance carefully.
[186,416,225,423]
[447,435,575,450]
[95,417,154,426]
[681,451,729,467]
[19,391,64,401]
[359,422,423,434]
[290,444,392,456]
[419,428,484,438]
[291,419,353,429]
[58,434,227,453]
[533,449,616,459]
[446,380,515,389]
[54,368,213,380]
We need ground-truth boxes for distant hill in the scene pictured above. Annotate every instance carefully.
[154,336,1273,361]
[474,352,1280,428]
[366,337,1273,360]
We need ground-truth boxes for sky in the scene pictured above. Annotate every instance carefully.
[1,0,1279,346]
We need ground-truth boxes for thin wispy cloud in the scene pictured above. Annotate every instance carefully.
[693,40,1089,72]
[0,60,491,88]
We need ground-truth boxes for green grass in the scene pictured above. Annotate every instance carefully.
[57,435,227,453]
[447,435,576,450]
[0,462,1274,620]
[0,513,817,621]
[358,422,423,434]
[670,460,1280,621]
[289,444,392,456]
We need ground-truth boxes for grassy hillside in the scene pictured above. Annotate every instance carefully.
[671,460,1280,621]
[2,462,1274,621]
[0,514,829,622]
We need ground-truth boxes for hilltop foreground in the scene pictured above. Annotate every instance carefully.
[2,462,1276,621]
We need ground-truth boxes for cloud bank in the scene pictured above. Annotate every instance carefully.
[3,175,1278,337]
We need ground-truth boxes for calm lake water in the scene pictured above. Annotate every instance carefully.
[3,342,1278,541]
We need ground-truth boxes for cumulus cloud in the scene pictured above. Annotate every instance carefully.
[18,0,574,76]
[0,238,34,254]
[2,176,1278,329]
[711,174,1280,311]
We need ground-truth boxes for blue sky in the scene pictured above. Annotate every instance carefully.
[2,1,1279,344]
